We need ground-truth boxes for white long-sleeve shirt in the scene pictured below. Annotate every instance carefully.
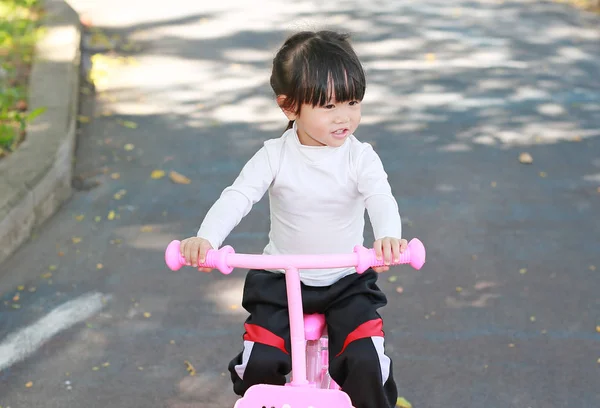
[197,124,402,286]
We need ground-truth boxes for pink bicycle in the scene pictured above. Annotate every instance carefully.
[165,238,426,408]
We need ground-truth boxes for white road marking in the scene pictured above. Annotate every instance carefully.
[0,292,110,372]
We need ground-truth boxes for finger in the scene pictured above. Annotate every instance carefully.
[374,240,383,260]
[382,240,392,265]
[198,267,212,273]
[400,239,408,253]
[199,244,209,265]
[392,239,401,263]
[180,240,186,257]
[184,242,193,266]
[373,266,389,273]
[190,244,199,267]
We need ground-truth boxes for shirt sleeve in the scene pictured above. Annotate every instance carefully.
[197,146,274,249]
[356,144,402,240]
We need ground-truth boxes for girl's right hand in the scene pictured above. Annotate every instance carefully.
[179,237,214,272]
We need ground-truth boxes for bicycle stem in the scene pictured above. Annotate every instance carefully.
[285,266,309,386]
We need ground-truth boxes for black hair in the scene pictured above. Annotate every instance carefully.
[270,30,366,130]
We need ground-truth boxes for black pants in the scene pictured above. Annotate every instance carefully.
[228,269,398,408]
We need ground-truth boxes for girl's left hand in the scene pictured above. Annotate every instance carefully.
[373,237,408,273]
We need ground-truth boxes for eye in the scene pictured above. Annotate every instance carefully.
[349,100,360,106]
[323,104,335,109]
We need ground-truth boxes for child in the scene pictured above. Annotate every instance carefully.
[180,30,407,408]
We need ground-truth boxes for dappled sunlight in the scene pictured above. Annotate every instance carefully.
[115,223,185,251]
[445,280,502,309]
[37,25,79,62]
[79,0,600,154]
[583,173,600,182]
[204,278,246,315]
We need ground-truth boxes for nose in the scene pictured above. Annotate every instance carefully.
[334,110,350,124]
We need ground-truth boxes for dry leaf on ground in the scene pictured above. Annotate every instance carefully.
[518,152,533,164]
[117,119,138,129]
[169,170,191,184]
[396,396,412,407]
[151,170,165,179]
[184,360,196,376]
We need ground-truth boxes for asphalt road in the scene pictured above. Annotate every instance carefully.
[1,0,599,407]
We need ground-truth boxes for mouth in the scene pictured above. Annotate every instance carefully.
[331,128,349,139]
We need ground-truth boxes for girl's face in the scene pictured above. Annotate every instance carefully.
[283,98,362,147]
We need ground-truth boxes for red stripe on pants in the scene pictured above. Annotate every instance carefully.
[243,323,289,354]
[336,318,384,357]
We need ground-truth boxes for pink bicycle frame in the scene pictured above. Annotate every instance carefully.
[165,239,426,407]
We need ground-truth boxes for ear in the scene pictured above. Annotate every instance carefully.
[277,95,297,121]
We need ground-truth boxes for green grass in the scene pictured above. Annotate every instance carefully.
[0,0,45,158]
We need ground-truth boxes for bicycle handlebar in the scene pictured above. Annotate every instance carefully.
[165,238,426,274]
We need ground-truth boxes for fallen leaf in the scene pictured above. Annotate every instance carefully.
[111,173,120,179]
[124,143,135,151]
[97,263,104,269]
[92,366,99,371]
[539,171,547,178]
[42,272,53,279]
[72,237,82,244]
[530,316,536,322]
[117,119,138,129]
[17,285,24,291]
[140,226,153,232]
[388,275,398,282]
[94,216,102,222]
[12,304,21,309]
[151,170,165,179]
[13,293,20,302]
[143,312,151,318]
[169,170,191,185]
[113,189,127,200]
[184,360,196,376]
[107,211,116,220]
[518,152,533,164]
[519,268,527,274]
[170,340,176,345]
[75,214,85,221]
[590,265,596,271]
[29,287,36,292]
[77,115,90,123]
[396,286,404,294]
[490,181,497,187]
[509,343,515,348]
[456,286,463,292]
[25,381,33,388]
[102,362,110,367]
[58,251,65,256]
[396,396,412,407]
[596,325,600,333]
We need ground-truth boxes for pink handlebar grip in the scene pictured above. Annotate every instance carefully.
[164,240,235,274]
[354,238,426,273]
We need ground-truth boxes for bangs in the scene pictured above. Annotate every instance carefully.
[287,42,366,110]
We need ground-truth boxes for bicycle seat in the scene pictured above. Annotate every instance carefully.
[304,313,326,340]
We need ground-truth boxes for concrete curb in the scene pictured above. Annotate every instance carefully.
[0,0,81,265]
